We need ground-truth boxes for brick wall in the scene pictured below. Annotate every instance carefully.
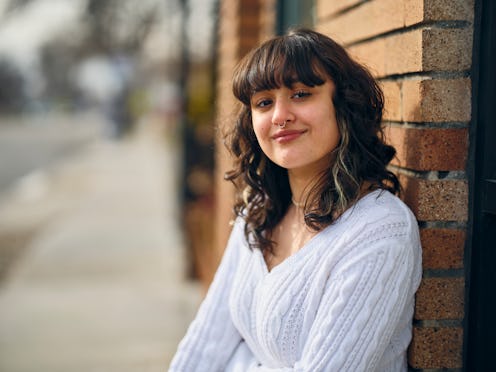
[212,0,474,369]
[317,0,473,370]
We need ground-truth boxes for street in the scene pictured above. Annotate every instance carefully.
[0,113,201,371]
[0,112,101,193]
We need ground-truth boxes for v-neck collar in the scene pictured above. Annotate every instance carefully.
[255,189,383,275]
[256,222,332,275]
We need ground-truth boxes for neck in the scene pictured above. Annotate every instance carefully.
[287,155,333,205]
[288,167,320,207]
[291,197,304,208]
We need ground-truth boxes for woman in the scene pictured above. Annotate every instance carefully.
[170,29,422,372]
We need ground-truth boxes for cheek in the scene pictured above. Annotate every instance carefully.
[252,118,271,142]
[318,115,341,152]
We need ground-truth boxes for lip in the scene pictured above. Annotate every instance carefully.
[272,129,307,143]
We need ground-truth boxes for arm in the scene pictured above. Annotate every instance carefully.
[250,219,421,372]
[169,220,245,372]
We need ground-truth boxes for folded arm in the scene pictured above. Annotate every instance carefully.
[169,221,245,372]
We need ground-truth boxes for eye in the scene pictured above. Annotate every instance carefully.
[254,98,272,108]
[292,90,311,99]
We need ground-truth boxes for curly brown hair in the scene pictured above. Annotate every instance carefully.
[225,28,399,252]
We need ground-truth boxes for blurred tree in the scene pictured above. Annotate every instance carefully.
[0,59,25,113]
[0,0,178,116]
[84,0,163,54]
[39,36,81,111]
[4,0,35,13]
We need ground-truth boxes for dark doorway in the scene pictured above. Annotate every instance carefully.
[465,0,496,370]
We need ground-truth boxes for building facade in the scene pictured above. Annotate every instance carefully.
[210,0,495,370]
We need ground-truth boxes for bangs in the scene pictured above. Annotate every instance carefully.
[233,36,327,105]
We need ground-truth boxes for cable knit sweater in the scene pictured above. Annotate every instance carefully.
[170,190,422,372]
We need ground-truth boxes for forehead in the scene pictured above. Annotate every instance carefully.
[233,38,329,104]
[247,54,326,93]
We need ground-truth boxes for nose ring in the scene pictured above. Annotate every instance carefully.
[277,120,287,129]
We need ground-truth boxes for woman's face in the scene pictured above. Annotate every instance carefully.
[250,79,340,176]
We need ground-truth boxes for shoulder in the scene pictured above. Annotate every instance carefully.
[330,190,421,257]
[218,217,248,262]
[224,217,251,257]
[323,190,421,279]
[230,216,246,237]
[343,189,417,232]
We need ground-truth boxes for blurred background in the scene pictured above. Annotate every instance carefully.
[0,0,217,370]
[0,0,478,370]
[0,0,316,369]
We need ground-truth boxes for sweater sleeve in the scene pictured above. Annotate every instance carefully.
[249,215,421,372]
[169,219,245,372]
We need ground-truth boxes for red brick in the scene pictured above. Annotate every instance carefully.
[409,327,463,368]
[317,0,474,30]
[386,126,468,171]
[349,31,421,77]
[423,0,475,22]
[318,0,474,40]
[349,28,472,78]
[405,0,475,26]
[423,28,473,72]
[316,0,363,19]
[383,77,471,123]
[403,0,423,25]
[400,176,468,221]
[402,78,471,122]
[382,81,402,122]
[420,228,465,269]
[317,0,404,44]
[415,277,465,319]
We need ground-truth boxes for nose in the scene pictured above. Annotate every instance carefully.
[271,98,293,126]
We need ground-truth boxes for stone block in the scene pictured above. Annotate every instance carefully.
[423,0,475,22]
[400,176,468,221]
[386,126,468,171]
[409,326,463,368]
[420,228,465,269]
[405,0,475,25]
[402,78,471,123]
[423,28,473,71]
[415,277,465,319]
[349,28,472,77]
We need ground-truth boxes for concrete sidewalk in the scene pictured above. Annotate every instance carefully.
[0,119,201,372]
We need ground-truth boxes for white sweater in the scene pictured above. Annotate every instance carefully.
[170,190,422,372]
